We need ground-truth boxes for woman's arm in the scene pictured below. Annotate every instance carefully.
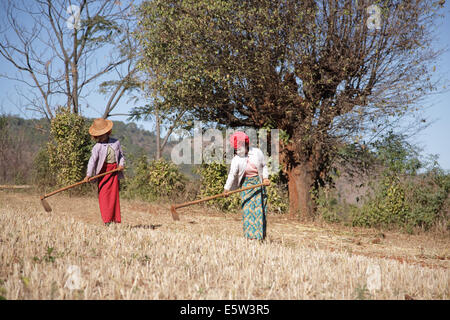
[117,140,125,170]
[86,144,99,178]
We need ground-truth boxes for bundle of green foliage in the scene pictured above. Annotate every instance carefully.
[352,175,411,229]
[313,188,352,224]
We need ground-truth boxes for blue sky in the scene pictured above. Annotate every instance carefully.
[0,1,449,171]
[415,1,450,171]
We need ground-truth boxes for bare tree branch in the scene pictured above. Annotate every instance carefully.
[0,0,138,120]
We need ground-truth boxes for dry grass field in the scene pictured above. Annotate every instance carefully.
[0,189,448,300]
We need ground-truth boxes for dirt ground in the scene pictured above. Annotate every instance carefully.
[1,189,448,272]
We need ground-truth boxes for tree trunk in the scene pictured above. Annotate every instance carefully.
[72,29,79,114]
[286,161,314,221]
[155,107,161,160]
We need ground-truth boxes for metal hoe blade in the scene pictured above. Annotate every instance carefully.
[40,197,52,212]
[38,168,123,213]
[170,205,180,221]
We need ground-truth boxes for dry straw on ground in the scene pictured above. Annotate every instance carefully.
[0,191,448,299]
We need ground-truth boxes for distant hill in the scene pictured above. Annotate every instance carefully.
[3,116,168,156]
[3,116,50,154]
[6,116,184,159]
[1,115,195,182]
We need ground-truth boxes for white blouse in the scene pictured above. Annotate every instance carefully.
[224,147,269,191]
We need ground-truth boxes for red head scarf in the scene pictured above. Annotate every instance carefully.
[229,131,249,149]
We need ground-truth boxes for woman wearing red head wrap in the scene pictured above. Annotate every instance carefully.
[224,131,270,240]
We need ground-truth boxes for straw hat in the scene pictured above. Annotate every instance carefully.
[89,118,113,136]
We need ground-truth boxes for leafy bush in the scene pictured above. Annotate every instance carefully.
[148,158,187,198]
[350,133,449,232]
[317,132,449,233]
[194,162,241,212]
[352,172,449,232]
[47,107,93,190]
[352,176,410,229]
[315,188,343,224]
[123,156,186,201]
[403,169,450,231]
[265,171,289,214]
[122,155,152,200]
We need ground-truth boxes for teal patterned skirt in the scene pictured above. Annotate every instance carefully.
[240,176,267,240]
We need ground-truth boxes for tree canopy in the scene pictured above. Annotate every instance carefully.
[136,0,445,219]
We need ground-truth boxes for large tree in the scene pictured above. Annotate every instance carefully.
[136,0,444,219]
[0,0,138,120]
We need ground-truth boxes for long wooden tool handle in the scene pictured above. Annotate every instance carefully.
[173,182,268,210]
[41,168,122,199]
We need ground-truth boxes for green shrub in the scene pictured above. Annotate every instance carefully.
[194,162,241,212]
[265,171,289,214]
[403,169,450,231]
[315,188,342,224]
[352,176,410,229]
[47,107,93,190]
[318,132,449,232]
[351,172,449,232]
[122,155,152,200]
[123,156,186,201]
[148,158,186,198]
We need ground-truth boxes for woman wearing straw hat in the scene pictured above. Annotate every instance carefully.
[84,118,125,225]
[224,131,270,241]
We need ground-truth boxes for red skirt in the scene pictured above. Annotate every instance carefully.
[98,162,121,223]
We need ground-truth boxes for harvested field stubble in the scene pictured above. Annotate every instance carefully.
[0,191,448,299]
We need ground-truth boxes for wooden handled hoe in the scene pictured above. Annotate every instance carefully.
[40,168,123,212]
[170,181,269,221]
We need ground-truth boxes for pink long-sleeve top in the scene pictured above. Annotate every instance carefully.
[245,160,259,177]
[86,138,125,180]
